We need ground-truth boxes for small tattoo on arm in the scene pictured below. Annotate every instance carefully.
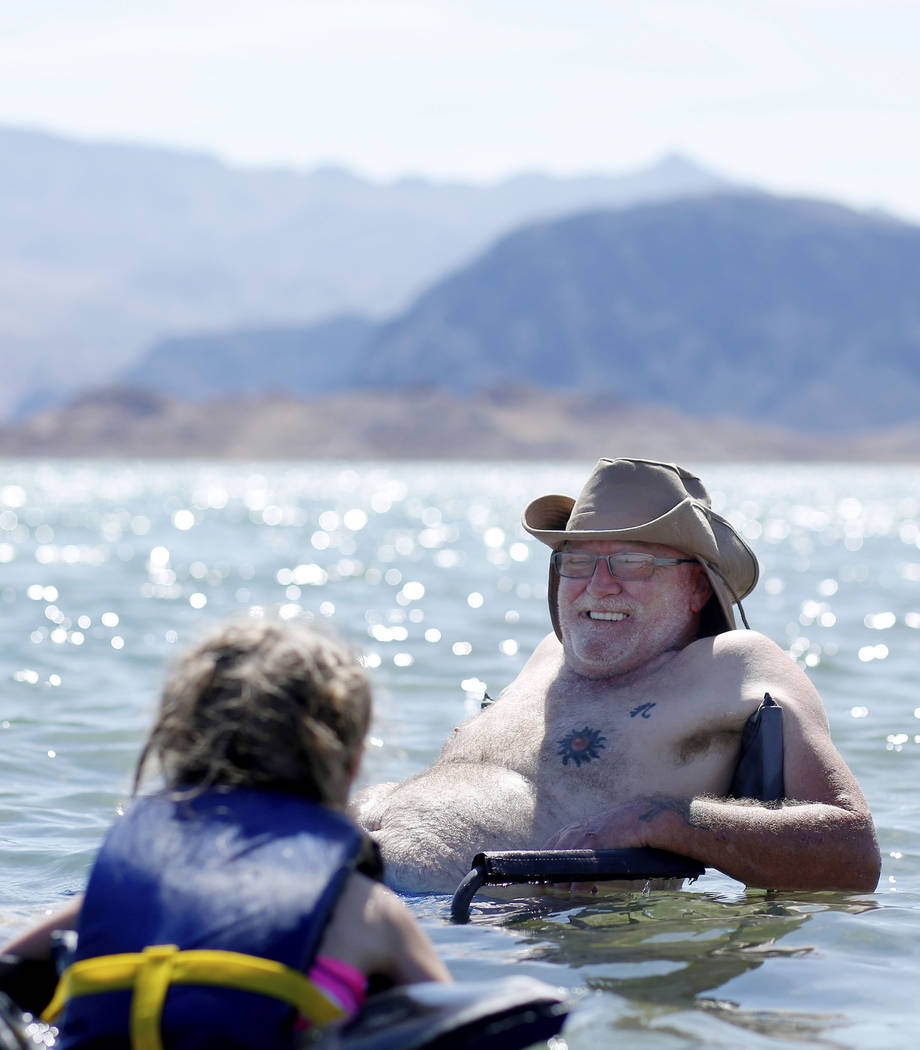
[639,798,690,823]
[639,797,711,830]
[557,725,607,767]
[630,702,656,719]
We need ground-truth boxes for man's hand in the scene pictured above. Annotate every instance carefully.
[542,797,696,895]
[543,795,691,851]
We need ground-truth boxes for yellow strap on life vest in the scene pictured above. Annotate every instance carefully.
[130,945,176,1050]
[41,944,345,1043]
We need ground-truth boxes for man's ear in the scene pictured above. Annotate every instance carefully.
[689,567,713,613]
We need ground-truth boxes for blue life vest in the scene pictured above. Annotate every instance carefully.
[50,787,373,1050]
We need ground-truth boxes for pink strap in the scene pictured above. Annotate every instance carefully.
[307,954,367,1017]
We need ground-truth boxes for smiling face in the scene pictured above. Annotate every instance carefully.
[555,539,713,680]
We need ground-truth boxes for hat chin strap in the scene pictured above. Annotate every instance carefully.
[702,560,752,630]
[547,564,563,641]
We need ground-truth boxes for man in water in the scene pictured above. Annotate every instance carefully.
[352,458,881,894]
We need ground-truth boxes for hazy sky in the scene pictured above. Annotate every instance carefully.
[3,1,919,220]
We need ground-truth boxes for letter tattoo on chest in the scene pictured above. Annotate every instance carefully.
[557,725,607,767]
[630,702,657,719]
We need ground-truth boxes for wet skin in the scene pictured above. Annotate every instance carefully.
[353,541,880,894]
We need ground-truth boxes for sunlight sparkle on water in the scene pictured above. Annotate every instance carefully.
[483,527,505,548]
[461,677,487,698]
[343,509,368,531]
[369,625,408,643]
[1,485,26,507]
[858,644,889,662]
[292,564,327,586]
[172,510,195,531]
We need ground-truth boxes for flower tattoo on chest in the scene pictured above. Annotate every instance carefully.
[557,725,607,767]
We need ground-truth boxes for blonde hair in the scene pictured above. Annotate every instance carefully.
[134,619,371,806]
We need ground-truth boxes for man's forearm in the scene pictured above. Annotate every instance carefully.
[351,763,539,894]
[369,825,472,894]
[642,795,881,892]
[350,782,466,892]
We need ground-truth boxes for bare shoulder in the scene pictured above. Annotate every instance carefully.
[348,781,400,830]
[511,631,564,679]
[324,873,451,984]
[675,629,783,684]
[711,630,817,688]
[530,631,564,659]
[709,629,833,729]
[318,873,405,964]
[706,632,869,811]
[709,628,788,664]
[335,870,402,924]
[679,630,832,732]
[438,632,561,757]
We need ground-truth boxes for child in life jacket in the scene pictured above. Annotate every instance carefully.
[2,619,450,1048]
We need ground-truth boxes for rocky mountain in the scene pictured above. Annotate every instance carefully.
[354,193,920,433]
[0,124,730,417]
[126,192,920,436]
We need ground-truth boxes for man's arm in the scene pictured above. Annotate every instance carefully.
[545,789,878,892]
[545,634,881,892]
[350,763,538,894]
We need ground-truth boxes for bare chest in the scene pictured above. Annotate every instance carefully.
[540,690,739,794]
[456,664,753,826]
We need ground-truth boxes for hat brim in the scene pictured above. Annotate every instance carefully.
[525,493,758,639]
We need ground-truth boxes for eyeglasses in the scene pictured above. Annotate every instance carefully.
[551,551,696,580]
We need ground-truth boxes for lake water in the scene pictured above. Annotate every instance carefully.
[1,458,919,1049]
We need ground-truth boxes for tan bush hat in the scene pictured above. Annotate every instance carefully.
[522,458,759,639]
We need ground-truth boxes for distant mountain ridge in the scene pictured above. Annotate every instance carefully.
[124,316,375,400]
[0,124,730,417]
[357,193,920,432]
[126,192,920,435]
[4,385,918,461]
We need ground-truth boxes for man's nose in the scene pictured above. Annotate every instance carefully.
[585,558,623,594]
